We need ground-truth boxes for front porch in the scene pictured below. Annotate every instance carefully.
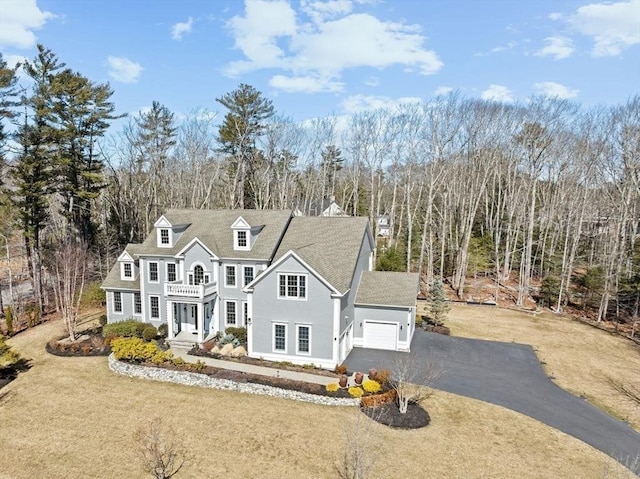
[166,293,218,345]
[166,329,217,349]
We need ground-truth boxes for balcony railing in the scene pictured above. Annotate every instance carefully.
[164,280,217,299]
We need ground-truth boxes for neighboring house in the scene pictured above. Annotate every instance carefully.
[102,209,418,369]
[376,215,390,237]
[307,196,348,217]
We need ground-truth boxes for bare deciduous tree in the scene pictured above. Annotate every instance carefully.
[134,417,188,479]
[335,411,379,479]
[392,353,442,414]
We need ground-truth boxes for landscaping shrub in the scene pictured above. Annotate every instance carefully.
[25,304,40,328]
[189,360,206,372]
[362,379,381,394]
[415,314,424,328]
[348,386,364,398]
[102,319,146,339]
[98,314,108,327]
[111,337,172,364]
[225,327,247,344]
[360,389,397,408]
[218,333,240,348]
[326,382,339,393]
[142,325,158,342]
[172,357,186,366]
[157,324,168,338]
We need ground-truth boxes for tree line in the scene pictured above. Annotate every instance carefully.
[0,46,638,328]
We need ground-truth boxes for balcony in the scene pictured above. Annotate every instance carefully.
[164,280,217,299]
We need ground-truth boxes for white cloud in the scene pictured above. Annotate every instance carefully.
[533,81,579,99]
[475,41,517,57]
[481,84,515,103]
[107,56,143,83]
[0,0,55,49]
[548,12,563,21]
[340,94,422,114]
[269,74,343,93]
[434,86,453,96]
[225,0,442,93]
[535,36,574,60]
[171,17,194,40]
[566,0,640,57]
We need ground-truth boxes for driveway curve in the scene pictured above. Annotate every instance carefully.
[345,330,640,475]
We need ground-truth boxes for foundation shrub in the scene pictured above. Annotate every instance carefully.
[360,389,397,408]
[111,337,172,363]
[142,325,158,342]
[102,319,146,339]
[374,368,392,387]
[224,327,247,344]
[157,324,168,338]
[326,382,339,393]
[334,363,348,375]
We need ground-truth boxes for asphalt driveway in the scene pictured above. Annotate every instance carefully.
[345,330,640,474]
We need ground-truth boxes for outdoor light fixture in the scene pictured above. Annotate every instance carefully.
[247,317,252,325]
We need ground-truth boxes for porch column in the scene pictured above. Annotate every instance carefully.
[167,300,174,339]
[197,303,204,343]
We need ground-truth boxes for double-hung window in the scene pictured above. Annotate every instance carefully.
[297,325,310,355]
[123,263,132,279]
[148,262,159,282]
[134,293,142,315]
[167,263,176,282]
[278,274,306,299]
[149,296,160,319]
[226,301,236,325]
[273,323,287,352]
[225,265,236,288]
[160,228,170,245]
[237,230,247,248]
[243,266,254,287]
[113,292,122,313]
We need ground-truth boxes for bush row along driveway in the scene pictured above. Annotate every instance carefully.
[345,330,640,475]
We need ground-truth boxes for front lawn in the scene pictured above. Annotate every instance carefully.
[0,316,634,478]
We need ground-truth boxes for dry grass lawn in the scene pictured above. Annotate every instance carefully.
[0,317,635,478]
[436,303,640,431]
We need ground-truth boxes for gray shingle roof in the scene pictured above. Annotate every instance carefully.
[273,216,371,294]
[355,271,419,308]
[139,209,293,259]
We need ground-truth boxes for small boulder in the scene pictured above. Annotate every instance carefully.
[230,346,247,357]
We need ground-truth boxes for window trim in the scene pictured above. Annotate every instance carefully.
[296,324,311,355]
[243,265,255,287]
[122,262,133,280]
[277,273,307,300]
[242,301,248,325]
[113,291,122,313]
[272,322,287,353]
[224,265,237,288]
[234,229,250,251]
[133,292,142,315]
[149,296,160,320]
[148,262,159,283]
[225,300,237,326]
[158,228,172,248]
[166,263,176,282]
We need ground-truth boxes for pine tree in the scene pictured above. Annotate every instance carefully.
[216,84,274,209]
[0,53,20,188]
[429,278,450,325]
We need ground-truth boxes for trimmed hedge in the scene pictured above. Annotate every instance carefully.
[102,319,147,339]
[111,337,172,365]
[224,327,247,344]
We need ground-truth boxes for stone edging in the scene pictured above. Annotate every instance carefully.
[108,354,360,407]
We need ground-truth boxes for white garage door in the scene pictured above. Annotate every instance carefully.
[363,321,397,350]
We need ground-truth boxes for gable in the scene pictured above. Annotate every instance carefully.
[231,216,251,229]
[118,251,135,262]
[176,237,218,259]
[154,215,172,228]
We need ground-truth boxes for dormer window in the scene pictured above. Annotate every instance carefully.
[120,261,135,281]
[232,216,251,251]
[154,215,174,248]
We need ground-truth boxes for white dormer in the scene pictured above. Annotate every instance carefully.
[154,215,174,248]
[118,251,136,281]
[231,216,251,251]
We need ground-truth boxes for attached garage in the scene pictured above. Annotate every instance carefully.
[363,321,398,350]
[353,271,420,352]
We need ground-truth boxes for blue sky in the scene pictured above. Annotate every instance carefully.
[1,0,639,126]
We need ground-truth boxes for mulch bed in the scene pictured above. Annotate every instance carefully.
[362,401,431,429]
[45,327,112,357]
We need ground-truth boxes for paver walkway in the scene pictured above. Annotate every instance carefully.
[170,348,336,385]
[345,330,640,475]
